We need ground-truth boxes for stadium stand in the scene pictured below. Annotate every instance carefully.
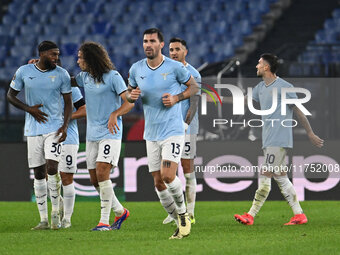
[0,0,283,79]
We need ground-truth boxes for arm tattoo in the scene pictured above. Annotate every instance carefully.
[177,92,185,102]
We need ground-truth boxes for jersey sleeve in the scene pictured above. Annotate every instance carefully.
[75,72,85,87]
[111,71,127,95]
[128,64,138,88]
[252,84,260,102]
[10,67,24,92]
[175,63,191,85]
[71,87,83,103]
[60,69,72,94]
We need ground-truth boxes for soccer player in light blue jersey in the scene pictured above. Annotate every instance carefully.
[58,86,86,228]
[234,53,324,226]
[7,41,72,230]
[126,28,199,239]
[162,37,201,226]
[74,42,134,231]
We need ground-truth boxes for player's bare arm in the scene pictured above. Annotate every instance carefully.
[71,104,86,120]
[56,92,72,143]
[293,106,324,148]
[108,91,135,134]
[7,87,48,123]
[126,85,141,103]
[184,95,200,125]
[71,77,79,87]
[162,76,199,107]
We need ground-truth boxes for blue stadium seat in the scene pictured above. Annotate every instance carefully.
[13,34,37,47]
[43,24,65,36]
[26,13,50,25]
[31,2,55,14]
[67,24,89,35]
[10,46,33,59]
[60,43,78,56]
[37,35,60,45]
[19,24,42,36]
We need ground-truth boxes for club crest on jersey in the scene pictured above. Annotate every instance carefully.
[161,72,170,80]
[49,76,56,82]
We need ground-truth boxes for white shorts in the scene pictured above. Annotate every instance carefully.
[261,147,287,175]
[146,135,184,172]
[86,139,121,170]
[181,134,197,159]
[27,132,62,168]
[58,144,79,174]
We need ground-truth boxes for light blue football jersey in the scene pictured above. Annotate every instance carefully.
[180,63,201,135]
[63,87,83,145]
[75,70,127,141]
[252,77,298,148]
[10,64,71,136]
[129,56,191,141]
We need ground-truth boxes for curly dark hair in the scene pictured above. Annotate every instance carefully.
[79,42,115,83]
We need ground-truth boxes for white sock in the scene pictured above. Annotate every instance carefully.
[98,180,113,225]
[248,176,271,217]
[62,183,75,221]
[156,189,178,220]
[274,175,303,215]
[111,188,124,216]
[47,174,60,213]
[96,185,124,216]
[165,176,186,215]
[34,178,48,222]
[184,172,196,216]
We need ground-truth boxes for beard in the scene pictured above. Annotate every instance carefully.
[43,59,56,70]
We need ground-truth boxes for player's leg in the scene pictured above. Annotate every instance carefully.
[181,134,197,224]
[234,148,272,225]
[44,133,63,230]
[59,144,78,228]
[146,140,178,225]
[28,135,49,230]
[160,135,190,237]
[91,139,128,231]
[269,148,307,225]
[151,171,178,223]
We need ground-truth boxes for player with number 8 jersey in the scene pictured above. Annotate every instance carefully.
[74,42,134,231]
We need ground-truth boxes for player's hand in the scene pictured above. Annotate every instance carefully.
[308,132,324,148]
[108,112,120,134]
[28,58,39,64]
[28,104,48,123]
[162,93,177,107]
[56,125,67,143]
[129,87,141,101]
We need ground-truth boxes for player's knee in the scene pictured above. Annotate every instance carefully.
[46,161,58,175]
[60,172,73,186]
[154,177,166,191]
[161,174,175,184]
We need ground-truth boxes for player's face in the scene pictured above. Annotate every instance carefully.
[143,33,164,59]
[41,49,59,70]
[256,58,269,77]
[169,42,187,63]
[77,51,87,71]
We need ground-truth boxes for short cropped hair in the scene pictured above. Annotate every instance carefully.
[143,28,164,42]
[261,53,279,74]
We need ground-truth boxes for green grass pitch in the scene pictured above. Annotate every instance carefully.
[0,201,339,255]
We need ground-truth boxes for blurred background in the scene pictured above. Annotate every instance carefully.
[0,0,339,201]
[0,0,339,143]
